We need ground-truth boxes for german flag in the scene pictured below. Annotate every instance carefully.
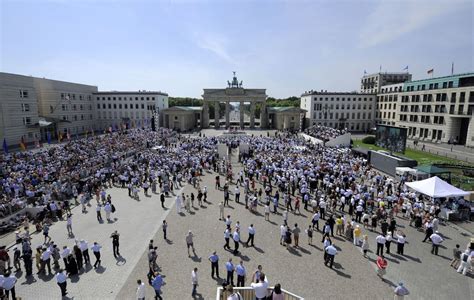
[20,136,27,151]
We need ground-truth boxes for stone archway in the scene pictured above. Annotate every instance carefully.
[202,72,268,129]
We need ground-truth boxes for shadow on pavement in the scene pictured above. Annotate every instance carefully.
[404,254,422,263]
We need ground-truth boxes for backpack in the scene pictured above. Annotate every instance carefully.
[462,253,469,262]
[111,204,116,213]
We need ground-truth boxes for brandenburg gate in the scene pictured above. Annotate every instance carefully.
[202,72,268,129]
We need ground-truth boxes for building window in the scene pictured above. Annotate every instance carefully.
[21,103,30,112]
[19,90,29,98]
[119,104,122,109]
[125,104,128,109]
[108,104,112,109]
[113,104,117,109]
[79,95,83,100]
[136,104,139,109]
[97,104,101,109]
[62,104,68,111]
[22,117,31,125]
[141,104,145,109]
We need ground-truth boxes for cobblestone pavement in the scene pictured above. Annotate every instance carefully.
[9,143,474,299]
[10,186,177,299]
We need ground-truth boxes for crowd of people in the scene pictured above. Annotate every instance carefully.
[0,127,471,299]
[304,125,347,142]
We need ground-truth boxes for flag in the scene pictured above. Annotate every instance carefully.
[364,70,367,75]
[20,136,26,151]
[47,132,51,144]
[58,131,63,142]
[2,138,8,154]
[403,65,408,70]
[427,68,434,74]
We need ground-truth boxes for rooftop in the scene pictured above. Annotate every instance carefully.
[301,91,376,97]
[362,72,411,78]
[405,72,474,84]
[94,91,168,96]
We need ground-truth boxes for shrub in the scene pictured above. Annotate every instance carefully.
[362,136,376,144]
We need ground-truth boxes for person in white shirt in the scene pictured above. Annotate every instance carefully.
[376,234,386,256]
[104,203,112,221]
[191,267,198,297]
[66,214,73,236]
[1,271,17,300]
[61,246,71,267]
[39,247,52,275]
[56,269,68,297]
[79,239,90,265]
[457,250,472,275]
[395,232,406,255]
[219,202,225,220]
[250,272,269,300]
[245,224,256,247]
[280,224,287,245]
[430,231,443,255]
[233,229,240,255]
[91,242,102,268]
[136,279,146,300]
[325,244,338,268]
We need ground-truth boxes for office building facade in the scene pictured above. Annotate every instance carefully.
[300,91,376,132]
[0,72,168,149]
[361,72,412,94]
[0,73,41,147]
[93,91,168,129]
[376,72,474,146]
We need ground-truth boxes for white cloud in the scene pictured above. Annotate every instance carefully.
[193,33,235,64]
[359,0,463,48]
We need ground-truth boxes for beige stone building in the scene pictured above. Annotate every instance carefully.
[33,77,97,140]
[0,73,41,148]
[160,106,203,132]
[268,107,306,130]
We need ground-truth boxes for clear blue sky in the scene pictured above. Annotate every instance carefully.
[1,0,472,98]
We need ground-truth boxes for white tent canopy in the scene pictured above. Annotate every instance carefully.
[405,176,469,198]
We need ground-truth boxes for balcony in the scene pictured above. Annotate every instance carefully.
[216,287,304,300]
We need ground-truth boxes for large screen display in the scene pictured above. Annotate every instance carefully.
[375,125,407,154]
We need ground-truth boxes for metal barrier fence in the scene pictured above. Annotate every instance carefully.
[216,286,304,300]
